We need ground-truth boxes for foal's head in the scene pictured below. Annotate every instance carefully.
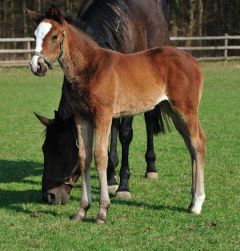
[26,5,65,76]
[35,111,80,204]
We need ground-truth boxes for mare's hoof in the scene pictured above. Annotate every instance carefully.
[116,191,132,200]
[108,184,119,194]
[145,172,159,179]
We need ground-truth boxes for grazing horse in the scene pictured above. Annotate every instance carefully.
[33,0,170,204]
[28,5,206,223]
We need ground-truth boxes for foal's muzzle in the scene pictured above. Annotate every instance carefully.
[30,58,48,77]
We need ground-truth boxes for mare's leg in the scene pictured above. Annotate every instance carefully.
[107,118,120,193]
[116,117,133,200]
[144,111,158,179]
[165,104,206,214]
[95,110,112,224]
[71,115,94,221]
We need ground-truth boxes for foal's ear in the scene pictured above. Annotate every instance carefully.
[46,4,64,24]
[25,9,44,24]
[34,112,52,126]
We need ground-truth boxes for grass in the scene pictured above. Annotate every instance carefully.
[0,63,240,250]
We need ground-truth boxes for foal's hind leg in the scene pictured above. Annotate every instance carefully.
[116,117,133,200]
[95,110,112,223]
[166,106,206,214]
[144,111,158,179]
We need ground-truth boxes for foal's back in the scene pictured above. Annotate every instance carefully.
[94,46,202,117]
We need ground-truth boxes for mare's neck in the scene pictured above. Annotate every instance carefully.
[60,21,98,83]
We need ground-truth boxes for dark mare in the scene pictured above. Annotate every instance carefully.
[33,0,169,204]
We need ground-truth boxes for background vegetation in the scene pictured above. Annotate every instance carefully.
[0,0,240,38]
[0,63,239,250]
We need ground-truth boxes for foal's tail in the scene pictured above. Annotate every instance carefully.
[152,101,172,135]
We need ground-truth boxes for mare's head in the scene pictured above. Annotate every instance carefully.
[26,5,65,76]
[36,111,80,204]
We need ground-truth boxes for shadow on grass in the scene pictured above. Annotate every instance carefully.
[0,159,59,215]
[0,159,187,216]
[111,198,188,213]
[0,159,42,184]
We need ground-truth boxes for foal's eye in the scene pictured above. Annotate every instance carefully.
[52,35,58,40]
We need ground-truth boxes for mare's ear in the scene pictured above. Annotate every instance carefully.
[34,112,52,126]
[25,9,44,24]
[46,4,64,24]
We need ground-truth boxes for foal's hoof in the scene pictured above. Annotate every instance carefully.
[70,213,84,222]
[189,205,202,215]
[96,218,106,224]
[96,214,106,224]
[116,191,132,200]
[145,172,159,179]
[108,184,119,194]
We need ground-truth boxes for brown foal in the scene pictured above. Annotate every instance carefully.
[27,5,206,223]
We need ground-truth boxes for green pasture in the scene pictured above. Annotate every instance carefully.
[0,63,239,250]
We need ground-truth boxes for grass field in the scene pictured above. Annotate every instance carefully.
[0,63,239,250]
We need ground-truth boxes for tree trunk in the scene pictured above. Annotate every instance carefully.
[169,0,178,37]
[197,0,203,37]
[186,0,197,46]
[23,0,27,37]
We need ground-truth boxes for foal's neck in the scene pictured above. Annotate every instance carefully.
[60,21,98,83]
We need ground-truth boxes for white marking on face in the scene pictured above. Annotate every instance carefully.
[31,22,52,73]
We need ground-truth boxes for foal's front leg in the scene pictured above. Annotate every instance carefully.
[95,111,112,224]
[71,114,94,221]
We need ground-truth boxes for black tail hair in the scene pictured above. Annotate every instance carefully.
[152,101,172,135]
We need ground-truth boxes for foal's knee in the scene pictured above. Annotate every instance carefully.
[79,151,92,170]
[95,149,108,169]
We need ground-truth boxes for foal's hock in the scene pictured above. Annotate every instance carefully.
[28,5,205,223]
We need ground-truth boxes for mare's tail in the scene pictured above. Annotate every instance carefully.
[151,101,172,135]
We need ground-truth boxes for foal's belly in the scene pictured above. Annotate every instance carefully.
[113,91,168,118]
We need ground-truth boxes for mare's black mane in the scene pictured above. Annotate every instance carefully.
[79,0,128,49]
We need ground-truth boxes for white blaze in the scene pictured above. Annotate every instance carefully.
[31,22,52,73]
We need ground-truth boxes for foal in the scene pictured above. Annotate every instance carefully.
[29,6,206,223]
